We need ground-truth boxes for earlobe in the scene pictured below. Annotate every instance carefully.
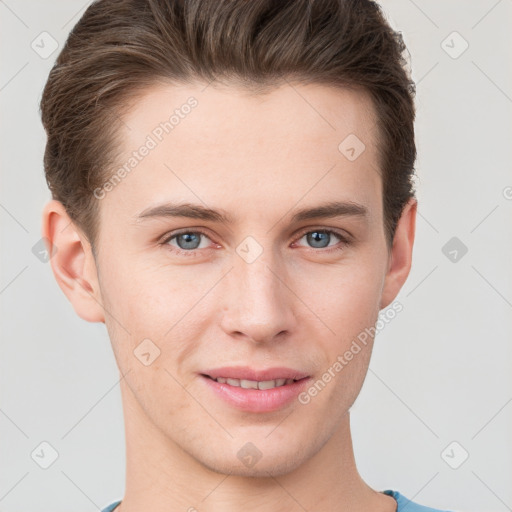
[41,199,105,323]
[379,198,417,310]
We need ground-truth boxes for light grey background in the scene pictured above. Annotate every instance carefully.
[1,1,511,511]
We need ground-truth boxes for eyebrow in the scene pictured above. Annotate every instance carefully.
[135,200,369,225]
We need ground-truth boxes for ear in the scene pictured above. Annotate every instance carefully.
[380,197,417,310]
[41,199,105,323]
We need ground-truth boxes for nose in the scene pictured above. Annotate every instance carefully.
[219,249,298,344]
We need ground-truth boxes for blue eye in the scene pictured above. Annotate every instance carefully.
[293,228,350,253]
[174,232,202,250]
[163,231,211,254]
[160,228,349,256]
[300,230,341,249]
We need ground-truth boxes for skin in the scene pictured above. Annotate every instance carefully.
[42,81,416,512]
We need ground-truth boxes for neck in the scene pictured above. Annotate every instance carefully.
[115,378,395,512]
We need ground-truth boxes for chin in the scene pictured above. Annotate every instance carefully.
[204,454,305,478]
[194,440,311,479]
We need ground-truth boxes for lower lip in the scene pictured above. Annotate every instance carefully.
[200,375,311,413]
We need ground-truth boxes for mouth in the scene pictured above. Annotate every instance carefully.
[199,367,311,413]
[201,374,304,390]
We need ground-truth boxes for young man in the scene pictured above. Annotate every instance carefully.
[40,1,452,511]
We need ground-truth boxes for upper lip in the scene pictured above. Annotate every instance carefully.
[201,366,310,381]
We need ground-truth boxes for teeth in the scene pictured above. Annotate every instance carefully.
[258,380,277,390]
[214,377,296,389]
[241,379,258,389]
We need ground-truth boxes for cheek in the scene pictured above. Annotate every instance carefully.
[100,267,203,422]
[100,255,194,331]
[292,255,383,403]
[99,258,218,390]
[294,256,384,338]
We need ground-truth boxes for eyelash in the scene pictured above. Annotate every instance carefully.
[159,228,351,257]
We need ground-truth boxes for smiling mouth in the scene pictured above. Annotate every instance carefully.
[201,374,304,390]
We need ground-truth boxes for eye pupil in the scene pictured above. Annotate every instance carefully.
[307,231,330,248]
[177,232,201,250]
[167,229,343,254]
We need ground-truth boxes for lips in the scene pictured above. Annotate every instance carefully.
[206,376,296,390]
[199,366,311,413]
[201,366,310,382]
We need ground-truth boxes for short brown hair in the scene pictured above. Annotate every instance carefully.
[40,0,416,252]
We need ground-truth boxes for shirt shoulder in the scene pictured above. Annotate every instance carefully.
[101,500,122,512]
[383,489,454,512]
[102,493,454,512]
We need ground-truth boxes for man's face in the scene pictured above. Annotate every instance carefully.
[93,82,394,476]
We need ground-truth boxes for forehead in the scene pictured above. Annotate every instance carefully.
[100,81,382,225]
